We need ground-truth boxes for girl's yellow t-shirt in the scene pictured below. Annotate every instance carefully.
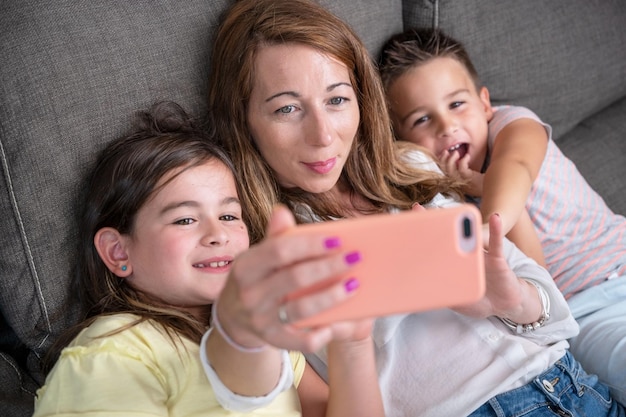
[33,314,306,417]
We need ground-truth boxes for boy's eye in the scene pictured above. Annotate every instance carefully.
[450,101,463,109]
[412,115,429,127]
[174,218,194,225]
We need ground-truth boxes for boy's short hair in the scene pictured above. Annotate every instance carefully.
[379,28,481,91]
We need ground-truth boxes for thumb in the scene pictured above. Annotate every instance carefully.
[266,204,297,237]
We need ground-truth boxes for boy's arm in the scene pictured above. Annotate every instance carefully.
[506,209,546,267]
[481,117,548,261]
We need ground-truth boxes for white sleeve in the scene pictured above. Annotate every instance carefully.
[199,328,294,412]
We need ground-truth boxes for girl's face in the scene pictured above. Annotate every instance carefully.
[387,57,492,172]
[124,160,249,319]
[247,43,360,193]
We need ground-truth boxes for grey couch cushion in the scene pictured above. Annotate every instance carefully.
[556,97,626,215]
[322,0,403,58]
[0,1,225,415]
[0,1,402,415]
[403,0,626,214]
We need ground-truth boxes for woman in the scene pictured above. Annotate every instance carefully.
[206,0,625,416]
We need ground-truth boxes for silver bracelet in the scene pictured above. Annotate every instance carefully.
[211,301,266,353]
[500,279,551,334]
[199,329,293,412]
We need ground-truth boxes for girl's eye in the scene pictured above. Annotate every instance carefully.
[277,105,295,114]
[174,218,194,225]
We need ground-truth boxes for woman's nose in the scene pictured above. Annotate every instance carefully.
[304,108,333,146]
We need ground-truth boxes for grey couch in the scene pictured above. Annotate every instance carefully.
[1,1,625,415]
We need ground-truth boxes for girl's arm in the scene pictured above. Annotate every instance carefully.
[481,117,548,265]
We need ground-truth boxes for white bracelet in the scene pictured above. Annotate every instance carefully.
[199,329,294,412]
[500,279,551,333]
[211,301,265,353]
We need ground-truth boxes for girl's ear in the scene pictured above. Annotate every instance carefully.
[94,227,132,278]
[479,86,494,121]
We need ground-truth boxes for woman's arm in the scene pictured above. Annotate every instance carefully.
[453,213,544,325]
[203,205,381,411]
[298,333,384,417]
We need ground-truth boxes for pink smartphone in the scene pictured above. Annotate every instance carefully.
[283,204,485,328]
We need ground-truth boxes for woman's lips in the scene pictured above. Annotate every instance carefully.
[303,157,337,174]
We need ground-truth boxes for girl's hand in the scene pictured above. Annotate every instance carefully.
[215,205,369,353]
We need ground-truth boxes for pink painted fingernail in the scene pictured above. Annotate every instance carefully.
[344,277,360,293]
[324,236,341,249]
[345,251,361,265]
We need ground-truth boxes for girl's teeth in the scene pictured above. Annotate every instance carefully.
[209,261,227,267]
[194,260,230,268]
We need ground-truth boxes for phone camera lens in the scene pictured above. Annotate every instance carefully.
[463,217,472,238]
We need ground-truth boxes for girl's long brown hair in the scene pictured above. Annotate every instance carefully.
[44,101,243,372]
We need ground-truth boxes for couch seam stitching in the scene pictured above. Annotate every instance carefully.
[0,138,52,348]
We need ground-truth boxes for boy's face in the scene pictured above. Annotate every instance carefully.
[123,159,249,320]
[387,57,493,172]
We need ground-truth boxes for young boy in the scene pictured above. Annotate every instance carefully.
[379,27,626,405]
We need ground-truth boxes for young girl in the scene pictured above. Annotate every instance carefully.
[207,0,626,415]
[33,101,383,416]
[379,27,626,404]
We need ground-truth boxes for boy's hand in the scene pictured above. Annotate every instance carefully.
[439,151,484,196]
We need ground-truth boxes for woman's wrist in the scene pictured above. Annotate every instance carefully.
[211,301,266,353]
[200,329,294,412]
[500,279,550,333]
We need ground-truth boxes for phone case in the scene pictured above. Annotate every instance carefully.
[284,204,485,328]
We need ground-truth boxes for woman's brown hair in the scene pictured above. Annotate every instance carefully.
[209,0,462,237]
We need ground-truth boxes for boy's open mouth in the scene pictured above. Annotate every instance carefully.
[447,143,469,159]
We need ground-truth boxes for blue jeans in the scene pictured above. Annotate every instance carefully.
[567,276,626,406]
[469,351,625,417]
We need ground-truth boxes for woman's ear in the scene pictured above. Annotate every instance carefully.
[94,227,132,277]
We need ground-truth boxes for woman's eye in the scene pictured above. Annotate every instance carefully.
[329,96,346,105]
[220,214,240,222]
[277,105,295,114]
[174,218,194,225]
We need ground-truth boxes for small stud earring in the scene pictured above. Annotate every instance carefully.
[121,265,127,272]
